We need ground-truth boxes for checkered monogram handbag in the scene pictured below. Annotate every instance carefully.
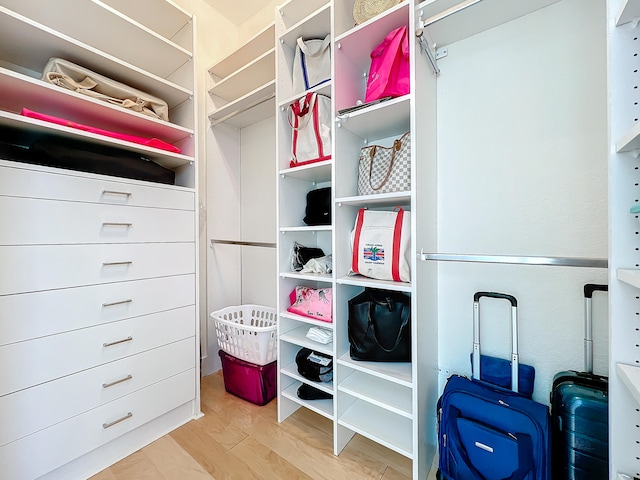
[357,131,410,196]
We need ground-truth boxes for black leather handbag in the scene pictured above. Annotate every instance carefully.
[348,288,411,362]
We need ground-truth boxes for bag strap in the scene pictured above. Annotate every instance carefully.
[367,131,409,190]
[366,294,410,352]
[351,208,366,275]
[297,35,331,58]
[391,207,404,282]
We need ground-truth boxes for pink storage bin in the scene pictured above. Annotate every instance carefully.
[218,350,276,406]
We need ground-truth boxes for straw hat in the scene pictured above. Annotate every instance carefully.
[353,0,402,25]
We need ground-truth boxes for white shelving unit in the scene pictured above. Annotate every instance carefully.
[609,0,640,477]
[0,1,200,478]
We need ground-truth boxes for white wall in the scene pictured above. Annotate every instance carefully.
[435,0,608,405]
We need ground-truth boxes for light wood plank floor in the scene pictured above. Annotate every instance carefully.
[92,372,438,480]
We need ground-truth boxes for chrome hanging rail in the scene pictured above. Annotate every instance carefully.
[210,239,276,248]
[209,92,275,127]
[420,252,608,269]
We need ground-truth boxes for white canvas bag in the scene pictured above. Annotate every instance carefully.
[293,35,331,95]
[288,92,332,167]
[350,207,411,283]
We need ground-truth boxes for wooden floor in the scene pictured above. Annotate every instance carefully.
[91,372,438,480]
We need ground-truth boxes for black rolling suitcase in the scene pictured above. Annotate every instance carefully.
[551,284,608,480]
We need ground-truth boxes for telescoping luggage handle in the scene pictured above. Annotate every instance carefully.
[472,292,519,393]
[584,284,608,374]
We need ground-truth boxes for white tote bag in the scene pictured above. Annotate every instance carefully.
[293,35,331,95]
[288,92,332,167]
[350,207,411,283]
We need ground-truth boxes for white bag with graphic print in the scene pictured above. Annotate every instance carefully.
[349,207,411,283]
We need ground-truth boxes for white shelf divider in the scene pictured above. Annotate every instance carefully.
[617,363,640,405]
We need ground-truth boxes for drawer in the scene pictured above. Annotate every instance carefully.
[0,305,195,396]
[0,369,195,480]
[0,337,195,446]
[0,242,194,295]
[0,274,195,345]
[0,160,194,210]
[0,195,195,245]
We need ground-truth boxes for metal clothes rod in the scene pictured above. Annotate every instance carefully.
[210,239,276,248]
[421,0,483,28]
[420,252,608,269]
[209,93,275,127]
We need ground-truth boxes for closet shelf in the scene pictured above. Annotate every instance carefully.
[279,4,331,47]
[617,268,640,288]
[209,23,275,79]
[208,81,276,128]
[281,382,334,420]
[280,311,335,329]
[0,68,194,144]
[616,0,640,25]
[278,82,332,109]
[338,370,412,419]
[279,160,332,182]
[280,225,333,233]
[336,275,412,293]
[209,49,275,101]
[278,0,329,31]
[280,325,334,355]
[100,0,191,41]
[1,1,192,79]
[335,96,410,140]
[0,110,194,172]
[336,192,411,208]
[0,7,193,106]
[281,363,334,393]
[417,0,561,50]
[338,400,413,458]
[337,353,413,387]
[617,363,640,405]
[280,271,333,283]
[615,121,640,153]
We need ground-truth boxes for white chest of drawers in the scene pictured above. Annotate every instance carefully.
[0,160,200,479]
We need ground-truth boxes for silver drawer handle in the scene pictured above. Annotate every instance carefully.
[102,412,133,429]
[102,222,132,228]
[102,190,132,197]
[102,375,133,389]
[102,299,133,307]
[102,261,133,267]
[103,336,133,348]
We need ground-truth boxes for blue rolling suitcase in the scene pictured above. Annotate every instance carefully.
[438,292,551,480]
[551,284,608,480]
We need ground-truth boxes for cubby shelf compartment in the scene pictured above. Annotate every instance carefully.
[281,382,334,420]
[337,353,412,387]
[617,363,640,405]
[279,4,331,47]
[208,80,276,128]
[281,363,334,393]
[336,192,411,208]
[338,370,412,418]
[280,325,334,355]
[336,96,410,140]
[338,399,413,458]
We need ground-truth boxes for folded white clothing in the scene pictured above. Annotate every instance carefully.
[306,326,333,344]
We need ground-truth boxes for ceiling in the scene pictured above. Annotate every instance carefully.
[204,0,275,26]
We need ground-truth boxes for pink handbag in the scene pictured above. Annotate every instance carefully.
[365,26,410,103]
[287,286,332,322]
